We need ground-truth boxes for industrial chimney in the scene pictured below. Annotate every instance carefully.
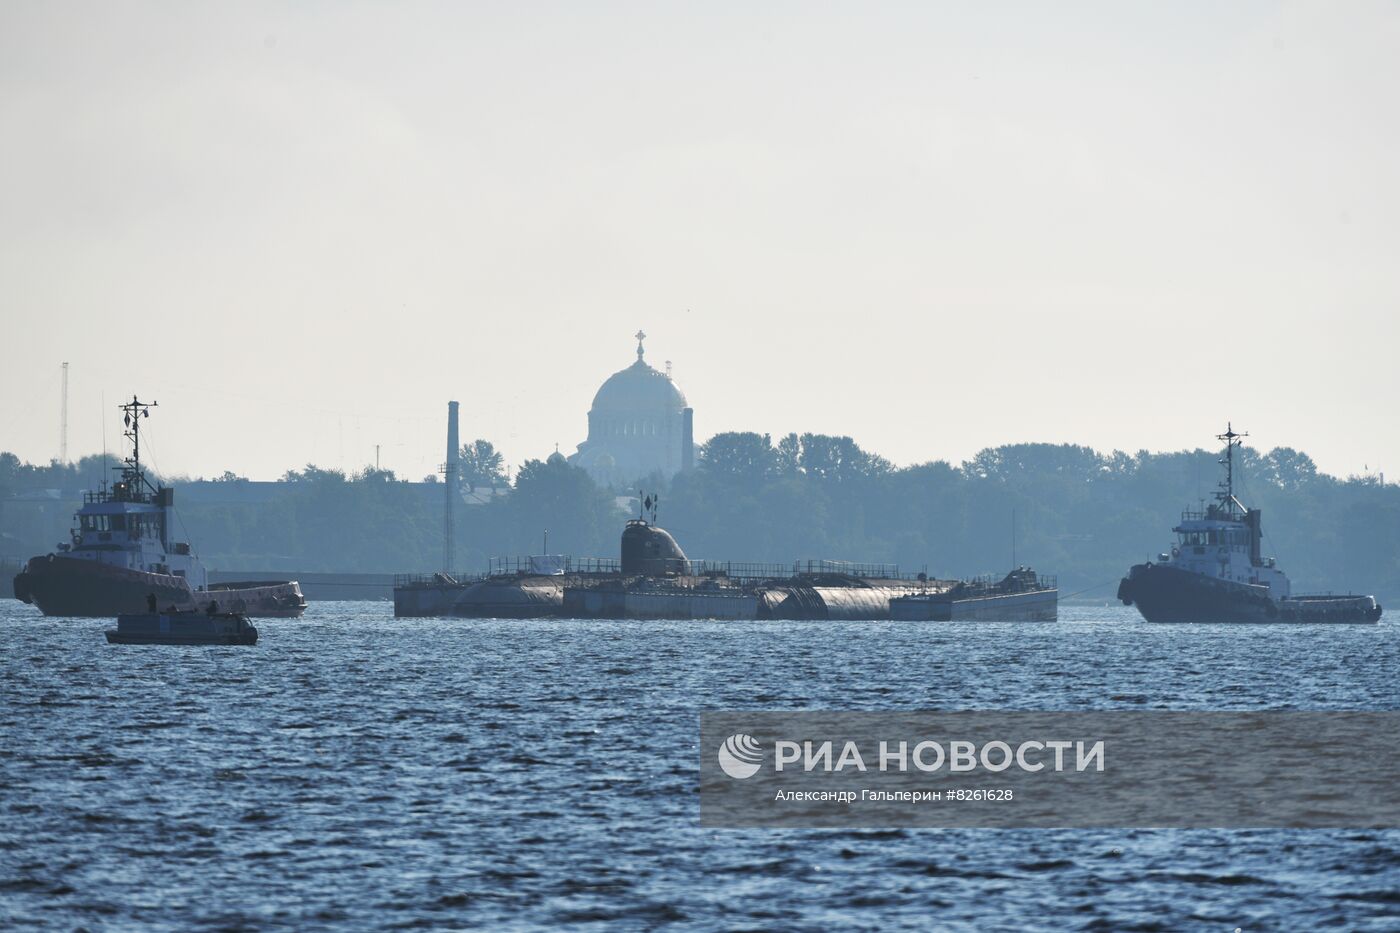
[444,400,460,572]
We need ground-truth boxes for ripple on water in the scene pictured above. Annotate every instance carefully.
[1,603,1398,929]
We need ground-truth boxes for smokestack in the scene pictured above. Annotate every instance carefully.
[444,401,460,572]
[1246,508,1262,567]
[446,401,460,475]
[681,407,694,472]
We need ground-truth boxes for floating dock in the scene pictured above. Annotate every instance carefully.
[395,518,1057,622]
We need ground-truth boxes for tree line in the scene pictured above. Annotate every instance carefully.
[2,435,1396,603]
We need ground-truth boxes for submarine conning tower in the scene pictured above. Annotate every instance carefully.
[621,520,689,576]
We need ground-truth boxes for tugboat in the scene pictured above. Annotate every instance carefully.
[1118,424,1383,624]
[12,396,306,618]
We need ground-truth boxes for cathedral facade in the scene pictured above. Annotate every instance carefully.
[569,332,694,486]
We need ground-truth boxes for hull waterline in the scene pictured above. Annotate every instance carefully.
[14,554,304,618]
[1119,563,1381,624]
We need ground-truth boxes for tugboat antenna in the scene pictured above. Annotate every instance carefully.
[118,395,158,495]
[1216,422,1248,516]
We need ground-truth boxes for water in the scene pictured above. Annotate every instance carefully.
[3,602,1398,931]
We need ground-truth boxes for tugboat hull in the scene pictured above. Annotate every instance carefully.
[14,554,305,618]
[1118,563,1381,624]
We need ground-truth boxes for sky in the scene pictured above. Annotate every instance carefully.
[2,2,1397,482]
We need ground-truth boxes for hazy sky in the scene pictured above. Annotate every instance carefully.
[2,2,1397,482]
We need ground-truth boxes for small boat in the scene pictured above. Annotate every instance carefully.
[105,610,259,645]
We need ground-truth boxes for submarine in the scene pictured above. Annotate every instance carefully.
[394,502,1057,622]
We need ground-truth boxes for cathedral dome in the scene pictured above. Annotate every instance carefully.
[591,357,687,413]
[570,330,696,484]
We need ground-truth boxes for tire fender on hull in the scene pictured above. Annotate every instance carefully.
[13,571,33,604]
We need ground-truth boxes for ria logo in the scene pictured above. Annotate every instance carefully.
[717,733,764,779]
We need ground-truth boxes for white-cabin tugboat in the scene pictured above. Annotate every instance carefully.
[12,396,305,618]
[1118,424,1382,624]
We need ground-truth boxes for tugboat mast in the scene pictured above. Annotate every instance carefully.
[118,395,158,497]
[1216,422,1248,518]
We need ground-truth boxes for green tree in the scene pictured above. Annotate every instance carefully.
[0,452,19,487]
[798,434,888,483]
[459,439,506,490]
[775,433,801,477]
[701,432,776,484]
[355,466,398,483]
[504,453,622,556]
[1257,447,1320,490]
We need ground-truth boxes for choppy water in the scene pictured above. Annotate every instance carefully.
[2,601,1398,931]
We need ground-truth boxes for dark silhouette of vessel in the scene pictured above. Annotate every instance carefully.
[106,609,259,645]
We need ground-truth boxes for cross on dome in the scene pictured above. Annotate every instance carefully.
[635,329,647,361]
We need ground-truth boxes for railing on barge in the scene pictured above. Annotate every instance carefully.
[485,556,620,575]
[393,570,489,588]
[687,559,917,580]
[395,557,964,589]
[393,556,621,588]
